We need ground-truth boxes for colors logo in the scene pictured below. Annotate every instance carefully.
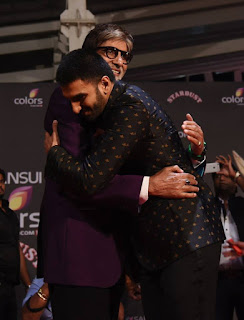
[8,186,33,211]
[14,88,43,107]
[236,88,244,97]
[29,88,39,98]
[222,88,244,105]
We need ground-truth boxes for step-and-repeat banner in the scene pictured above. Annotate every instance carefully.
[0,82,243,319]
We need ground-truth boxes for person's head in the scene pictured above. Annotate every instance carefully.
[83,23,134,80]
[56,49,115,122]
[0,168,6,200]
[212,165,237,198]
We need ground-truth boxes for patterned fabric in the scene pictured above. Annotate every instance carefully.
[46,81,225,271]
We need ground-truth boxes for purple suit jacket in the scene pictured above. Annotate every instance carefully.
[40,87,143,287]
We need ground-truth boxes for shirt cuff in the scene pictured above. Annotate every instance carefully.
[139,176,149,205]
[192,155,206,168]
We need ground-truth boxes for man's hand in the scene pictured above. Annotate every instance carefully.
[223,240,244,259]
[149,165,199,198]
[125,275,141,301]
[181,113,204,156]
[216,154,236,180]
[44,120,60,153]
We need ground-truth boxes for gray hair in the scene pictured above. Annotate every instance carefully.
[82,23,134,52]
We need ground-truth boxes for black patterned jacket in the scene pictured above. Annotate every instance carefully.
[46,81,225,271]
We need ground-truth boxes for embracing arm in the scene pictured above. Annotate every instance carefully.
[45,103,150,195]
[45,103,199,199]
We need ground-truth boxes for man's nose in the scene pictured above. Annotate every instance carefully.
[72,102,82,114]
[113,53,124,66]
[219,174,225,181]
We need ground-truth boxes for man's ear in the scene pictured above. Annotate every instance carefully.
[99,76,113,95]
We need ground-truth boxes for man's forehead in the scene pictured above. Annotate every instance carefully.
[218,167,229,175]
[99,39,128,51]
[62,79,95,96]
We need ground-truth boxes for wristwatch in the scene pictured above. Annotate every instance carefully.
[188,141,207,160]
[234,171,241,181]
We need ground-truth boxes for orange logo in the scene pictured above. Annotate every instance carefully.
[8,186,33,211]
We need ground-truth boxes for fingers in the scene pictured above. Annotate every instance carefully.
[183,173,198,185]
[222,250,237,258]
[183,184,199,194]
[166,169,198,186]
[52,120,58,134]
[182,123,201,131]
[216,155,227,164]
[186,113,193,121]
[51,120,60,147]
[177,173,199,197]
[184,131,201,146]
[216,156,224,165]
[182,117,201,131]
[172,173,199,198]
[181,116,204,150]
[182,125,203,137]
[128,284,142,300]
[227,240,244,249]
[166,167,199,187]
[169,165,184,173]
[149,166,199,198]
[182,122,201,132]
[183,184,199,192]
[128,291,142,301]
[180,192,198,198]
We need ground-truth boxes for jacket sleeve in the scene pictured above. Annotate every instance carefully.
[80,174,144,214]
[45,101,148,195]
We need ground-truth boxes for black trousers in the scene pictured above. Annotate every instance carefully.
[140,242,221,320]
[0,282,17,320]
[50,277,124,320]
[216,269,244,320]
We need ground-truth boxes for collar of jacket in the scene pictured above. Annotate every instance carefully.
[106,80,126,109]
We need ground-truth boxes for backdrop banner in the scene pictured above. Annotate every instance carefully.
[0,82,243,319]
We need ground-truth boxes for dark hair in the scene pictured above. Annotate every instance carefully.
[0,168,6,181]
[56,49,115,86]
[83,23,134,52]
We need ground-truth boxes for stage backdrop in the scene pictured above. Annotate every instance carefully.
[0,82,243,319]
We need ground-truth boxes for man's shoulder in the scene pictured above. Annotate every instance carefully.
[2,199,10,209]
[2,199,18,217]
[124,83,147,100]
[123,83,158,108]
[111,81,161,117]
[113,82,148,109]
